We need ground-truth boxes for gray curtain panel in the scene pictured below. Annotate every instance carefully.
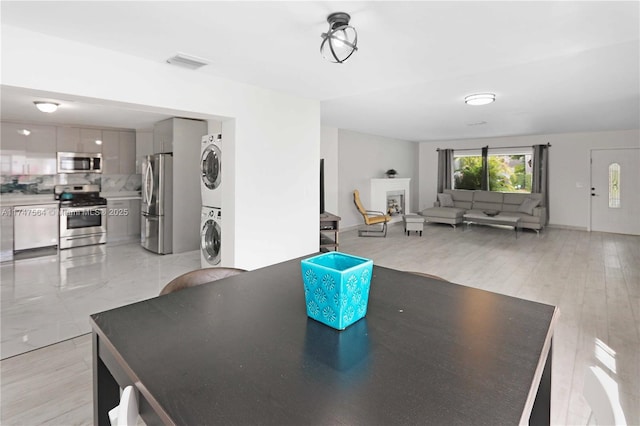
[481,146,489,191]
[532,144,550,223]
[437,149,454,194]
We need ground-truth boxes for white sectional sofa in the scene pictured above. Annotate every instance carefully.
[419,189,547,232]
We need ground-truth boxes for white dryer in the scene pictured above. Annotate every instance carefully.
[200,206,222,268]
[201,134,222,208]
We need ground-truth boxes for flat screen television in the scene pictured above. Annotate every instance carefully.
[320,158,325,214]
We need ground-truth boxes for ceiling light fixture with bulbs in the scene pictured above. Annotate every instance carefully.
[464,93,496,106]
[34,101,59,113]
[320,12,358,64]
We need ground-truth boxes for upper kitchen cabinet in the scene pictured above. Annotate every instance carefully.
[102,130,135,174]
[153,117,207,154]
[0,122,56,175]
[153,118,173,153]
[56,127,102,153]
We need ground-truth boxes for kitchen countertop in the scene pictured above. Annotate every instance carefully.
[0,194,57,207]
[0,191,142,206]
[101,191,141,200]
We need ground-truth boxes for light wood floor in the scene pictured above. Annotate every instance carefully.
[1,224,638,425]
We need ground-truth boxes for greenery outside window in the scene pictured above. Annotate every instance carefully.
[454,149,533,193]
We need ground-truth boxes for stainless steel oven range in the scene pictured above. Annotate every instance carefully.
[55,184,107,249]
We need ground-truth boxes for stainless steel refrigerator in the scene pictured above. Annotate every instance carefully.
[141,154,173,254]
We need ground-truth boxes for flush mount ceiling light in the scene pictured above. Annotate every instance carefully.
[166,52,210,70]
[17,129,31,136]
[34,101,59,113]
[320,12,358,64]
[464,93,496,106]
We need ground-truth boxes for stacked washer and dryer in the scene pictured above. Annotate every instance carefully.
[200,134,223,268]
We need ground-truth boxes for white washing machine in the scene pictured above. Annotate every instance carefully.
[201,134,222,208]
[200,206,222,268]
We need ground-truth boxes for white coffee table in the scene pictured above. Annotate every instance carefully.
[463,213,522,239]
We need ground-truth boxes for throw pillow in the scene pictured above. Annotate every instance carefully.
[438,193,454,207]
[518,197,541,215]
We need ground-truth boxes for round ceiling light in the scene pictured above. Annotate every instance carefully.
[464,93,496,106]
[320,12,358,64]
[34,101,59,113]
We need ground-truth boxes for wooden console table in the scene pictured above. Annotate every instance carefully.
[320,212,340,252]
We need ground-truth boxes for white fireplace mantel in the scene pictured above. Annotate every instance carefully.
[370,178,411,220]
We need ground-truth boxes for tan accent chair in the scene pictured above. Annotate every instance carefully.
[160,267,247,296]
[353,189,391,237]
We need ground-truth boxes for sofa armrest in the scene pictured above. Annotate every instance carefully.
[533,206,547,225]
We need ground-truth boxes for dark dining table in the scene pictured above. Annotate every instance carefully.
[91,255,558,425]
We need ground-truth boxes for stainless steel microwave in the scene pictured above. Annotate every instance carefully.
[57,152,103,174]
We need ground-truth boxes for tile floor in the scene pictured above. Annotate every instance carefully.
[1,241,201,359]
[0,225,638,425]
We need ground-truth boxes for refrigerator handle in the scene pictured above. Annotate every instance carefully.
[148,161,154,207]
[142,161,148,204]
[143,161,152,208]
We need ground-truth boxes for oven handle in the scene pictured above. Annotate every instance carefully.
[61,206,107,214]
[62,233,105,241]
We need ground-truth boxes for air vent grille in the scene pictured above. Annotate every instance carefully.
[166,53,210,70]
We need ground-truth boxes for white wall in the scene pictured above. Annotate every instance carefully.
[333,129,418,229]
[2,25,320,270]
[418,129,640,229]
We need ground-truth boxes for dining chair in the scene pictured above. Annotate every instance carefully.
[159,267,247,296]
[108,385,139,426]
[353,189,391,237]
[583,365,627,425]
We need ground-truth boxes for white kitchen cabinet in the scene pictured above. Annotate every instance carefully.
[1,122,28,175]
[56,126,81,152]
[119,131,136,174]
[1,212,13,262]
[1,122,56,175]
[153,118,173,153]
[136,130,153,173]
[13,204,59,251]
[25,124,57,174]
[102,130,136,174]
[57,127,102,153]
[128,199,140,236]
[101,130,120,174]
[107,198,141,242]
[107,199,128,241]
[80,128,103,153]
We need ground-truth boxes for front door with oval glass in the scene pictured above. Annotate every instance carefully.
[590,148,640,235]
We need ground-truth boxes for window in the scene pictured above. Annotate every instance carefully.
[609,163,621,208]
[453,149,532,193]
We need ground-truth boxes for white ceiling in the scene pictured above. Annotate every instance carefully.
[2,1,639,141]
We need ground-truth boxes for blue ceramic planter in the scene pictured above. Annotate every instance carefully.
[301,252,373,330]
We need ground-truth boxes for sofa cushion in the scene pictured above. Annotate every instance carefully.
[437,193,454,207]
[419,207,466,219]
[444,189,474,209]
[471,191,503,211]
[503,193,543,212]
[518,197,541,215]
[473,191,504,203]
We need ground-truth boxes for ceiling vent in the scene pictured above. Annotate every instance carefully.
[166,53,210,70]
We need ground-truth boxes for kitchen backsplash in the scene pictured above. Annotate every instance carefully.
[0,174,141,194]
